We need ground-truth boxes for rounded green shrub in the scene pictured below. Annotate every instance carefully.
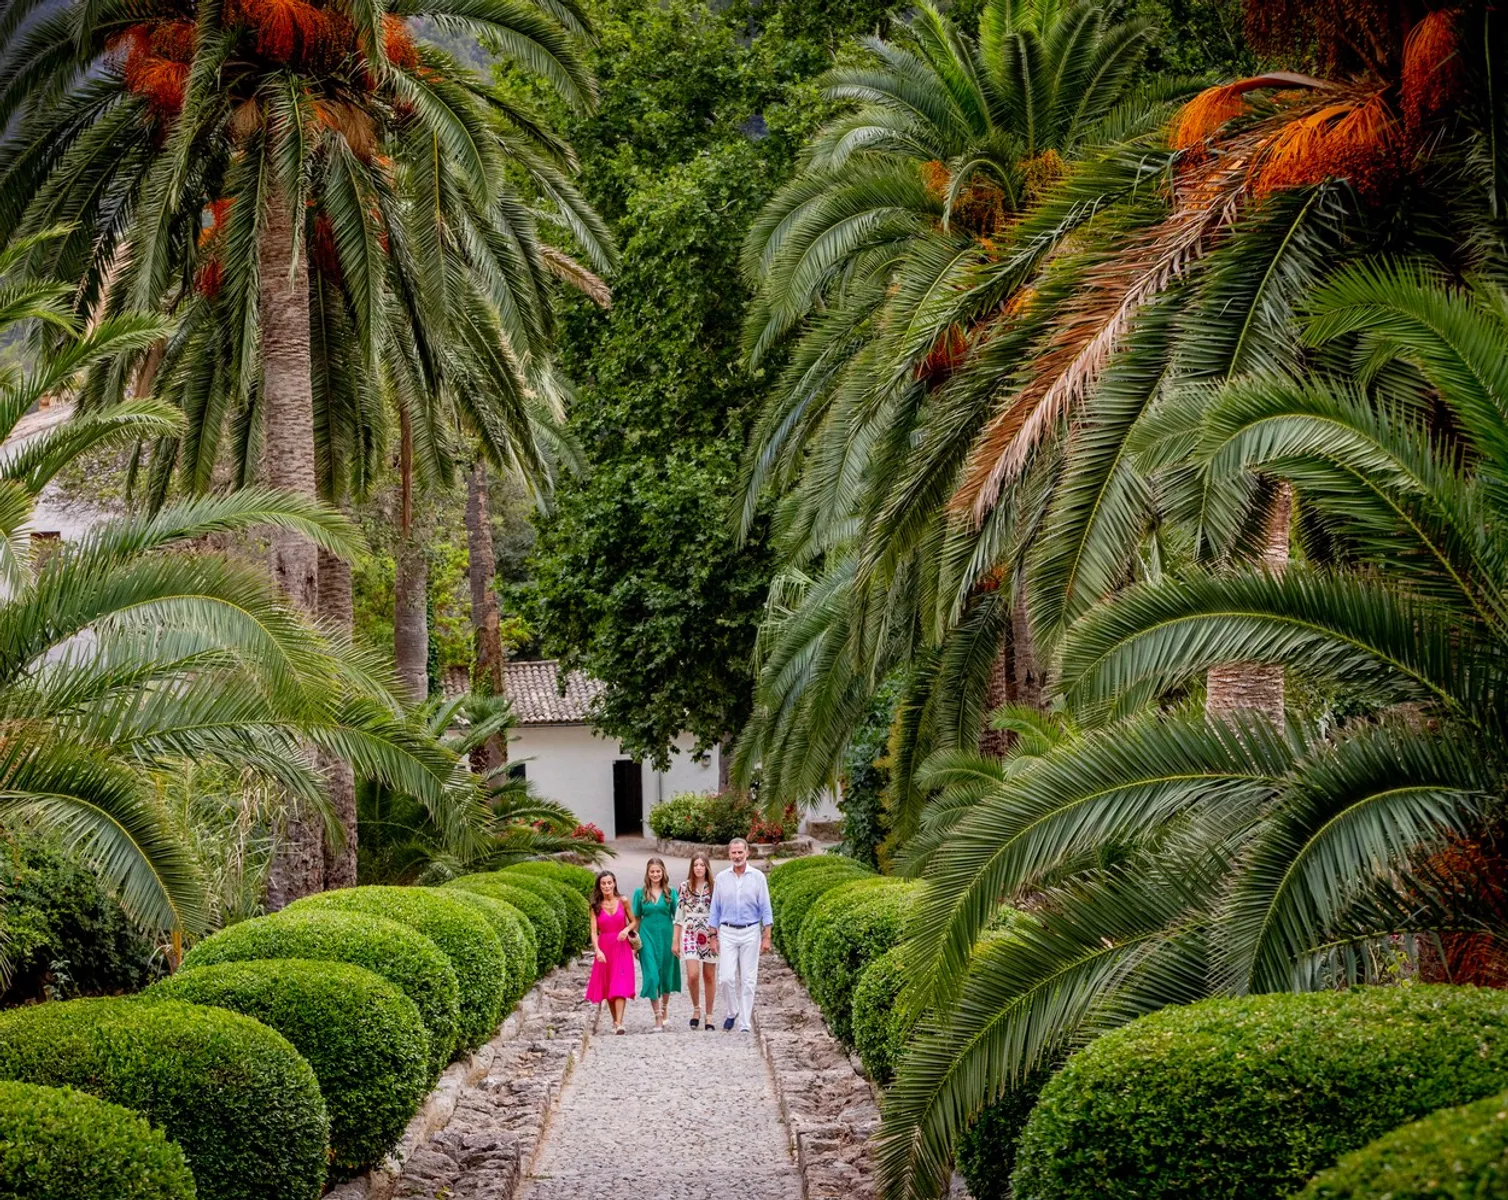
[852,945,916,1084]
[442,891,537,1008]
[498,870,590,960]
[768,852,865,893]
[802,880,917,1045]
[1300,1087,1508,1199]
[180,909,459,1079]
[793,875,893,979]
[771,859,871,962]
[146,958,429,1178]
[445,876,563,969]
[288,887,506,1052]
[506,860,595,897]
[0,996,326,1200]
[957,1072,1058,1200]
[1013,985,1508,1200]
[0,1081,196,1200]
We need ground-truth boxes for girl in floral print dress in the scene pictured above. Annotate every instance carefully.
[673,854,718,1029]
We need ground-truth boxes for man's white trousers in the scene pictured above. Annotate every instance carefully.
[717,923,761,1030]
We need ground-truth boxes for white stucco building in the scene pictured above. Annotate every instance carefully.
[502,659,723,838]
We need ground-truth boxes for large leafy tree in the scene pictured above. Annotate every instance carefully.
[524,0,889,768]
[0,0,611,898]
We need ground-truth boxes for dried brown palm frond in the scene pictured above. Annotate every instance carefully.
[951,89,1375,524]
[541,245,611,309]
[1170,72,1332,151]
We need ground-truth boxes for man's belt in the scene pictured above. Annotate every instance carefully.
[721,922,758,929]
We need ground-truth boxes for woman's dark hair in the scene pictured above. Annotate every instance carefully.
[590,871,620,914]
[683,854,713,898]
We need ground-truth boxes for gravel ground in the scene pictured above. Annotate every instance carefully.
[519,976,802,1200]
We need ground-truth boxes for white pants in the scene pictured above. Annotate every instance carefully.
[717,923,762,1029]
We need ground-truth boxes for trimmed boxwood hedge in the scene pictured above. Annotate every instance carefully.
[1013,985,1508,1200]
[0,997,327,1200]
[147,958,429,1178]
[444,876,564,969]
[288,887,507,1053]
[506,860,596,897]
[180,909,459,1079]
[801,879,917,1045]
[793,875,894,980]
[768,853,861,891]
[1298,1088,1508,1199]
[852,945,913,1084]
[0,1081,196,1200]
[442,890,538,1009]
[770,859,872,964]
[497,871,590,960]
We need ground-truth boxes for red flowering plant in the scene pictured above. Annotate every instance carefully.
[572,822,605,844]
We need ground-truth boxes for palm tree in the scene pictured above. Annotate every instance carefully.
[0,0,613,899]
[735,0,1180,817]
[873,264,1508,1198]
[356,691,607,883]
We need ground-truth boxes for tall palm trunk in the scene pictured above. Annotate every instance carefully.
[319,547,358,888]
[978,589,1043,759]
[394,404,428,704]
[1205,482,1292,724]
[260,187,327,909]
[466,458,506,777]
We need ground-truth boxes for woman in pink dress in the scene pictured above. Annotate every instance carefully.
[585,871,639,1034]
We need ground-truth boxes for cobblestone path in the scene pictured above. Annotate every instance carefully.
[519,987,803,1200]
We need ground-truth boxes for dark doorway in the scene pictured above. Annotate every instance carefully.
[612,759,643,837]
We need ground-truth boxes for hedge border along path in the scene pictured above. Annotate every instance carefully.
[146,958,430,1179]
[771,859,873,964]
[0,1080,196,1200]
[794,875,896,980]
[444,890,539,1009]
[1298,1087,1508,1200]
[497,870,590,960]
[0,996,327,1200]
[852,943,909,1084]
[1013,984,1508,1200]
[180,908,460,1080]
[288,886,508,1053]
[801,879,917,1046]
[506,860,596,897]
[445,875,565,968]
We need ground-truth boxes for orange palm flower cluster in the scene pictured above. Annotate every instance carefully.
[113,22,194,117]
[917,324,969,385]
[1415,830,1508,988]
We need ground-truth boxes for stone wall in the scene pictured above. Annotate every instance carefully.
[755,953,881,1199]
[653,835,814,860]
[326,957,594,1200]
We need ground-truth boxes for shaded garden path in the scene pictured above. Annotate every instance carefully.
[519,988,802,1200]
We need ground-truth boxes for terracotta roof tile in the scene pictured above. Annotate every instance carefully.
[503,659,602,724]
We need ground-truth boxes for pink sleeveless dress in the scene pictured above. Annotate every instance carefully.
[585,901,637,1003]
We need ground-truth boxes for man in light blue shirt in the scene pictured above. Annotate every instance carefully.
[707,837,773,1032]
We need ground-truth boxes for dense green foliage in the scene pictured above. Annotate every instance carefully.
[1299,1089,1508,1200]
[180,910,459,1079]
[496,870,591,957]
[444,876,565,968]
[524,0,894,767]
[646,792,774,843]
[769,858,872,961]
[802,881,918,1045]
[147,959,429,1177]
[0,1081,196,1200]
[440,891,538,1009]
[838,686,897,868]
[1012,987,1508,1200]
[956,1078,1055,1200]
[0,997,327,1200]
[794,877,896,980]
[0,833,160,1006]
[852,946,912,1084]
[288,887,506,1052]
[504,861,596,897]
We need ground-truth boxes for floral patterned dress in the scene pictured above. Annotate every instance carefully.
[674,883,716,963]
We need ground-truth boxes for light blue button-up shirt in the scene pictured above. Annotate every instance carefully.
[708,864,773,930]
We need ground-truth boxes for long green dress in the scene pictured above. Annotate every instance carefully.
[634,886,681,1000]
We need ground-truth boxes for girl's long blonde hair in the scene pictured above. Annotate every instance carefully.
[643,857,670,900]
[683,853,713,897]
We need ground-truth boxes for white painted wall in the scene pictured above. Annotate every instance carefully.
[508,724,722,838]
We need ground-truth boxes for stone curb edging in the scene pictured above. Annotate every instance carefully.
[755,953,880,1199]
[326,956,595,1200]
[653,835,814,860]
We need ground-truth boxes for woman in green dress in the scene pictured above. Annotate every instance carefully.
[634,858,680,1031]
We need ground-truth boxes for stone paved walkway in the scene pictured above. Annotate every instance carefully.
[519,987,803,1200]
